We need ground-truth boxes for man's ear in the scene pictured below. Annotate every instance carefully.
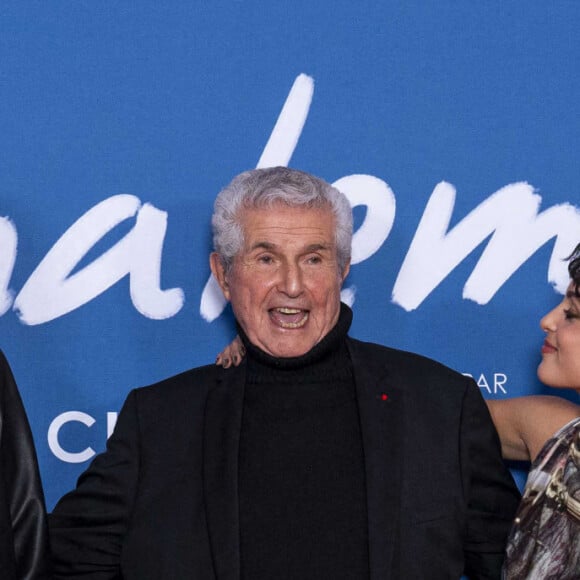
[340,259,351,283]
[209,252,231,301]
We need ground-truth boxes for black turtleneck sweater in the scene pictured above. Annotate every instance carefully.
[238,304,370,580]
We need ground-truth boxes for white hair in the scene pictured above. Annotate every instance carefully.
[212,167,352,272]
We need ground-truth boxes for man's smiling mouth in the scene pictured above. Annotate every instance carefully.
[270,307,309,328]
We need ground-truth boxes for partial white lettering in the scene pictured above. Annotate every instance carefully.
[48,411,96,463]
[0,217,17,316]
[392,182,580,311]
[14,195,184,325]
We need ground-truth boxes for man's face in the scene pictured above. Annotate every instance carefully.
[210,204,349,358]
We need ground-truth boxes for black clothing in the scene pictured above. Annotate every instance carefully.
[49,321,520,578]
[238,306,370,579]
[0,351,51,579]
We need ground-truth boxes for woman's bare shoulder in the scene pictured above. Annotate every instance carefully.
[487,395,580,461]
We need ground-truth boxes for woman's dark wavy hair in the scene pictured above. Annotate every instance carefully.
[569,242,580,296]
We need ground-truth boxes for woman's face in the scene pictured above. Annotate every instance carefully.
[537,282,580,393]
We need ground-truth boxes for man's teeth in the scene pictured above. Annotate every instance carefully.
[272,308,309,328]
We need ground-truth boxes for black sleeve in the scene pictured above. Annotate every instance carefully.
[0,350,51,579]
[49,389,141,579]
[460,379,521,579]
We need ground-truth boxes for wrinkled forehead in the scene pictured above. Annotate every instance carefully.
[237,205,340,261]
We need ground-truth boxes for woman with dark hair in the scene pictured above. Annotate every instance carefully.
[0,351,51,579]
[216,243,580,578]
[489,244,580,579]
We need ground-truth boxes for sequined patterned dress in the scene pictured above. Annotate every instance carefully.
[503,417,580,579]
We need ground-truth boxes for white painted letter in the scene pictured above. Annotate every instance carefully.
[393,182,580,310]
[14,195,184,324]
[0,217,17,316]
[477,374,492,395]
[494,373,508,394]
[333,174,396,265]
[106,411,118,439]
[201,73,315,322]
[48,411,96,463]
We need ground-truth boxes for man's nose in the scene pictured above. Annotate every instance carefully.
[278,262,304,297]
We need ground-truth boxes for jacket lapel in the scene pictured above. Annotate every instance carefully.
[202,342,405,579]
[203,362,246,580]
[348,339,405,580]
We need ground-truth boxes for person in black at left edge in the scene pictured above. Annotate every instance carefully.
[0,350,51,579]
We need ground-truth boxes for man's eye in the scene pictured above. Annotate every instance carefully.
[564,308,579,320]
[306,256,322,264]
[258,255,273,264]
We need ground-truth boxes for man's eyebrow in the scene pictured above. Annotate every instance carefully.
[305,243,331,252]
[248,242,332,253]
[249,241,276,252]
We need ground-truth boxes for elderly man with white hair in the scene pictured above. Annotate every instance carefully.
[50,166,520,579]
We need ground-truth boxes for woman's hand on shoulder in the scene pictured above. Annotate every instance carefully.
[487,395,580,462]
[215,336,245,368]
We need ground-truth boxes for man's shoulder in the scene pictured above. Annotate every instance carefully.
[132,363,225,406]
[347,336,469,385]
[347,337,478,414]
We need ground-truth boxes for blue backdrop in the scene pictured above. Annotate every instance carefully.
[1,1,579,509]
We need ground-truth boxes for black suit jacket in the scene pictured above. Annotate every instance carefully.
[50,338,520,579]
[0,351,51,580]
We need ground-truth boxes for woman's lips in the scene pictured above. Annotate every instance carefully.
[269,307,309,329]
[541,340,557,354]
